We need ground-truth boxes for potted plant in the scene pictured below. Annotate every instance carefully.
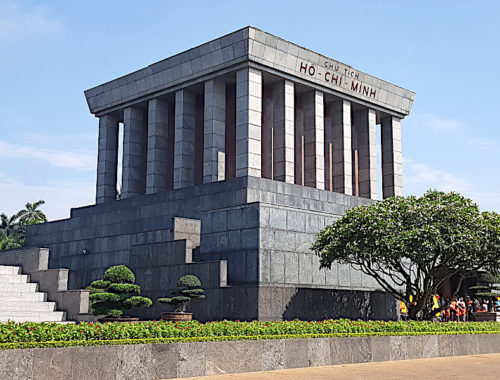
[159,274,206,321]
[88,265,152,322]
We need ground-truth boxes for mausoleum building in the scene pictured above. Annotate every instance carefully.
[26,27,414,321]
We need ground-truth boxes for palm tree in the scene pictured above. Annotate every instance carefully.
[17,200,48,226]
[0,212,21,236]
[0,200,48,251]
[0,212,24,250]
[0,229,22,250]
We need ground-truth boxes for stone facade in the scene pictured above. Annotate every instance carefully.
[2,334,499,379]
[26,27,414,321]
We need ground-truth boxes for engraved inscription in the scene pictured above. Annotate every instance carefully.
[297,60,377,100]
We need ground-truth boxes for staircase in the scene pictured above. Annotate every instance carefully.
[0,265,67,322]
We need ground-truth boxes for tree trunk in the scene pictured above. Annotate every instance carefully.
[408,306,419,320]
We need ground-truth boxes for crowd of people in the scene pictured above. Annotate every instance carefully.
[438,296,500,322]
[400,295,500,322]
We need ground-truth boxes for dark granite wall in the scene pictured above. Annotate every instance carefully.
[26,177,399,321]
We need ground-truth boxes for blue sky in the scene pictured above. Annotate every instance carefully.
[0,0,499,220]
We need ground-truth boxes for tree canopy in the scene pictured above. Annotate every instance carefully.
[88,265,152,318]
[312,190,500,320]
[17,200,48,225]
[159,274,206,313]
[0,200,48,250]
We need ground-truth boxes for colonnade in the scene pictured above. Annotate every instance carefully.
[96,68,402,204]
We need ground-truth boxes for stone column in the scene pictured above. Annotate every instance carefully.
[294,97,304,186]
[381,116,403,198]
[303,90,324,190]
[146,99,169,194]
[173,89,196,189]
[261,85,273,179]
[96,114,119,204]
[225,83,236,179]
[353,108,377,199]
[332,100,353,195]
[203,79,226,183]
[122,106,147,199]
[273,80,295,184]
[236,68,262,178]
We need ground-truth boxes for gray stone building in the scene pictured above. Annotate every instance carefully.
[26,27,414,321]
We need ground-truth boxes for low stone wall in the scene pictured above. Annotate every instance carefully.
[1,334,499,379]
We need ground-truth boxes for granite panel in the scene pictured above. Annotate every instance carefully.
[329,337,354,365]
[262,339,286,371]
[205,340,263,375]
[284,338,309,369]
[371,335,391,362]
[32,346,73,380]
[307,338,330,367]
[390,336,410,361]
[0,348,33,380]
[177,342,206,378]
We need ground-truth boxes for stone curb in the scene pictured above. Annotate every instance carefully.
[1,334,499,379]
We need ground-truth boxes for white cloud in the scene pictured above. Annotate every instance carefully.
[0,2,63,43]
[0,177,94,221]
[404,158,472,193]
[0,171,17,184]
[403,158,500,212]
[0,140,95,171]
[470,137,498,152]
[418,114,464,133]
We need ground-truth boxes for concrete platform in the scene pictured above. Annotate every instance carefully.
[177,353,500,380]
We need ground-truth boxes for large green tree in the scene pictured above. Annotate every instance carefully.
[313,190,500,320]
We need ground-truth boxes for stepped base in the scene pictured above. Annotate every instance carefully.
[0,265,69,323]
[0,250,91,323]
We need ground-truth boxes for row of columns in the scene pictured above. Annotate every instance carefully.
[96,68,403,204]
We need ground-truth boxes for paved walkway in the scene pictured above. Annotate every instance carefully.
[177,354,500,379]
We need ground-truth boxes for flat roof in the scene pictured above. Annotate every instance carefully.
[85,26,415,118]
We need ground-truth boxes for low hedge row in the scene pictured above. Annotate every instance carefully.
[1,330,500,350]
[2,319,500,347]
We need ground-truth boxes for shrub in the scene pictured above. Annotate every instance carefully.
[1,319,500,346]
[103,265,135,284]
[88,265,152,318]
[158,274,206,312]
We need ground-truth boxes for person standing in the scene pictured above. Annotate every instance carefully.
[466,296,474,321]
[457,297,466,322]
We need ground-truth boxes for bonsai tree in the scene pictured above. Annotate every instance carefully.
[88,265,152,318]
[469,272,500,312]
[159,274,206,312]
[313,190,500,320]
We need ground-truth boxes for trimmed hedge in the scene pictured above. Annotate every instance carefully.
[1,330,500,350]
[2,319,500,350]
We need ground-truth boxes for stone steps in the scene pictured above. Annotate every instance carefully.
[0,274,30,283]
[0,265,67,323]
[0,282,39,292]
[0,266,21,275]
[0,311,66,323]
[1,301,57,312]
[0,293,47,302]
